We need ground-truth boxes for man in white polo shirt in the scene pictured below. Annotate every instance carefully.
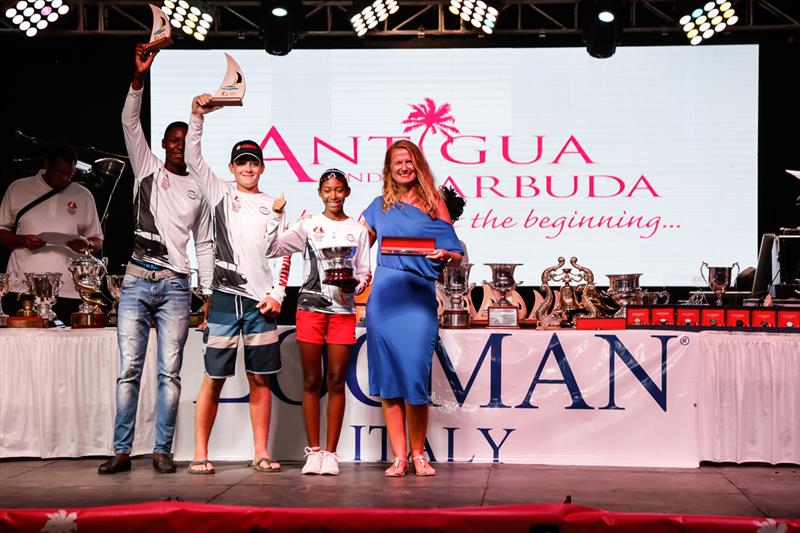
[0,142,103,323]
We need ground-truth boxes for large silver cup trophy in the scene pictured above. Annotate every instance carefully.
[485,263,522,327]
[68,251,108,328]
[0,273,9,326]
[441,263,473,329]
[319,246,358,293]
[606,273,644,317]
[23,272,63,323]
[701,262,740,306]
[105,274,125,326]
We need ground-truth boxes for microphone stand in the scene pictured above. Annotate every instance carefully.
[100,170,125,260]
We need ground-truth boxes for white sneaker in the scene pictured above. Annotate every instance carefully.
[302,447,323,475]
[320,451,340,476]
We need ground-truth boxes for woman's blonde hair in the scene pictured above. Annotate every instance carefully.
[381,140,441,219]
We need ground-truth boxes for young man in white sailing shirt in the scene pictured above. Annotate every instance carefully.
[184,92,291,475]
[98,44,214,476]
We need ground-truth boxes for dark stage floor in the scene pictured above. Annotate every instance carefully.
[0,459,797,519]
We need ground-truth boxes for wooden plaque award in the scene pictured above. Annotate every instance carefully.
[142,4,173,52]
[207,53,246,107]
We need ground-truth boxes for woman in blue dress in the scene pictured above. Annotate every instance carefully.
[362,140,463,477]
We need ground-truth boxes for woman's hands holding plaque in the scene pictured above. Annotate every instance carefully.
[192,93,222,117]
[426,249,451,263]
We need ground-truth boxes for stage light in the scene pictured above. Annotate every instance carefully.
[681,0,737,45]
[263,1,299,56]
[350,0,399,37]
[582,0,623,59]
[447,0,498,35]
[4,0,70,36]
[160,0,213,41]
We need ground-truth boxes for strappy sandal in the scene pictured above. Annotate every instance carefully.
[187,460,215,475]
[251,456,281,473]
[384,457,408,477]
[412,455,436,476]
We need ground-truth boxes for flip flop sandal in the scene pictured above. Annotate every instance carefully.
[251,457,281,473]
[187,460,215,475]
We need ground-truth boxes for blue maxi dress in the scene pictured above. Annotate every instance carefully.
[363,197,464,405]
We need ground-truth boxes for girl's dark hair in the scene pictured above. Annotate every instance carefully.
[319,168,350,191]
[439,185,466,222]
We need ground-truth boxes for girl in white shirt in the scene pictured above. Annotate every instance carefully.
[267,169,370,476]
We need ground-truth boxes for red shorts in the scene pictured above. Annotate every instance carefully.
[296,309,357,345]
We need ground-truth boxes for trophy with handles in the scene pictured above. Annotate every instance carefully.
[24,272,63,324]
[319,246,359,293]
[68,252,108,328]
[485,263,522,328]
[701,262,740,306]
[441,263,474,329]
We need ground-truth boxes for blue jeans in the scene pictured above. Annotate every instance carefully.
[113,273,191,455]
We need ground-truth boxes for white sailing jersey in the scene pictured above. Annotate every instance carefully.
[122,86,213,291]
[268,213,371,314]
[186,115,290,303]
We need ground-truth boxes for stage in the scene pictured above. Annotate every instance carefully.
[0,458,798,532]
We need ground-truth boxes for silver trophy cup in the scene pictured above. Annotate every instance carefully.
[606,273,644,317]
[106,274,125,326]
[441,263,473,329]
[67,252,108,327]
[23,272,63,322]
[0,273,9,326]
[485,263,522,327]
[701,262,740,306]
[319,246,358,292]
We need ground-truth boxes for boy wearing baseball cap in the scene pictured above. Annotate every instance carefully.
[184,93,291,475]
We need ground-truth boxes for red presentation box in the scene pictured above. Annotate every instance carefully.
[726,308,751,328]
[676,307,701,327]
[575,317,627,330]
[651,307,676,326]
[626,307,650,327]
[701,308,725,327]
[381,236,435,256]
[751,308,776,328]
[777,308,800,328]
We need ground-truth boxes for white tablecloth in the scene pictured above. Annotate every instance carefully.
[0,328,159,458]
[695,331,800,464]
[1,327,798,464]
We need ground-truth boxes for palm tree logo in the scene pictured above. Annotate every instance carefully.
[401,98,460,150]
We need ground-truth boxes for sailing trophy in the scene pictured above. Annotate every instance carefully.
[207,53,246,107]
[68,252,108,328]
[319,246,358,293]
[142,4,173,52]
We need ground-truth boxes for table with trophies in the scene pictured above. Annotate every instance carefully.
[1,254,798,465]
